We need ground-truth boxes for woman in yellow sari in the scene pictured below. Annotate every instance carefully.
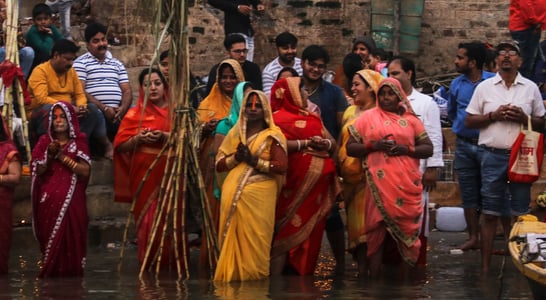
[214,90,287,281]
[337,69,383,276]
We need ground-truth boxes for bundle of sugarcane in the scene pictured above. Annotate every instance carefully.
[1,0,31,163]
[118,0,217,279]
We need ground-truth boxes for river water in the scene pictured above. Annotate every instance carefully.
[1,222,535,299]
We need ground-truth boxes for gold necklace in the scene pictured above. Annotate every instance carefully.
[57,72,67,88]
[305,85,319,97]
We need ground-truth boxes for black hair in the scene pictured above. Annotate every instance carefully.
[138,68,167,87]
[458,42,487,70]
[159,50,169,62]
[342,53,364,82]
[484,48,497,71]
[51,39,80,56]
[276,66,299,80]
[84,22,108,42]
[32,3,52,18]
[301,45,330,64]
[370,47,388,60]
[242,82,254,90]
[387,56,416,86]
[223,34,246,51]
[218,61,236,78]
[275,32,298,48]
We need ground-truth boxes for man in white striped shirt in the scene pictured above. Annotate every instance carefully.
[261,32,303,96]
[73,22,132,141]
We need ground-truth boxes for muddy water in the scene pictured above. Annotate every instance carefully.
[1,224,534,299]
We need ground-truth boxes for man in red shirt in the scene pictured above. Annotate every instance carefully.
[509,0,546,79]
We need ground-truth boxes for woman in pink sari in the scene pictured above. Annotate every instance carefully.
[31,101,91,278]
[346,78,432,279]
[270,77,341,276]
[0,114,21,275]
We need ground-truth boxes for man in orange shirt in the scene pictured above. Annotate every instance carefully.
[27,39,112,157]
[509,0,546,79]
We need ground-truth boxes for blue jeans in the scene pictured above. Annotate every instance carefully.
[454,139,482,209]
[0,47,35,79]
[46,0,73,39]
[511,26,541,79]
[480,147,531,216]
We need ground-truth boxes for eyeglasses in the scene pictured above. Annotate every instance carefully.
[498,50,518,56]
[306,60,327,70]
[231,49,249,54]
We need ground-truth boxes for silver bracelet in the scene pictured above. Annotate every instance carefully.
[296,139,301,151]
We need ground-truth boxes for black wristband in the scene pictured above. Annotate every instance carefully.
[488,112,494,122]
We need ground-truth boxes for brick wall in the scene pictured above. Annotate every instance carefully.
[21,0,523,78]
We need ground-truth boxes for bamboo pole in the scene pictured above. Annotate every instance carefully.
[2,0,32,164]
[117,0,217,280]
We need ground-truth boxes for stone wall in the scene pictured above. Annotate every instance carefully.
[84,0,515,77]
[22,1,541,78]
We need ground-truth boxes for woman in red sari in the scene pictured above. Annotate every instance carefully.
[346,78,432,279]
[114,68,180,270]
[0,114,21,275]
[270,77,341,276]
[31,101,91,278]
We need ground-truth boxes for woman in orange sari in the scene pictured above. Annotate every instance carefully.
[270,77,341,276]
[337,69,383,276]
[0,115,21,275]
[346,78,432,279]
[113,68,179,270]
[197,59,244,271]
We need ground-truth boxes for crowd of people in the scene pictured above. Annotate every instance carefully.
[0,0,545,283]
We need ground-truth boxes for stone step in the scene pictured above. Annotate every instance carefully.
[13,184,129,224]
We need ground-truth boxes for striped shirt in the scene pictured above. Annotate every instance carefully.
[262,57,303,96]
[73,52,129,107]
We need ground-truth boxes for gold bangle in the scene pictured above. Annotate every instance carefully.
[0,174,3,183]
[256,159,270,173]
[225,155,238,169]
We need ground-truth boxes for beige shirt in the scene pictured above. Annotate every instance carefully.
[466,73,545,149]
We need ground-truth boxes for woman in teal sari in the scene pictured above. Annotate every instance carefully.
[213,81,252,198]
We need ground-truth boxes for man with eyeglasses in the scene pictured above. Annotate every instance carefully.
[465,40,545,274]
[301,44,348,275]
[209,0,264,62]
[205,33,262,95]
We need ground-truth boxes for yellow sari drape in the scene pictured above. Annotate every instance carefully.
[214,91,287,282]
[338,70,383,252]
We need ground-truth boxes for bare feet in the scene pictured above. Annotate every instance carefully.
[459,238,480,251]
[104,141,114,160]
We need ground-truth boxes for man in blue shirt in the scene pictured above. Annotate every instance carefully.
[301,44,348,274]
[448,42,494,251]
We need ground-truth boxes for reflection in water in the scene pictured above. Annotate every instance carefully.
[5,227,534,299]
[214,279,270,299]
